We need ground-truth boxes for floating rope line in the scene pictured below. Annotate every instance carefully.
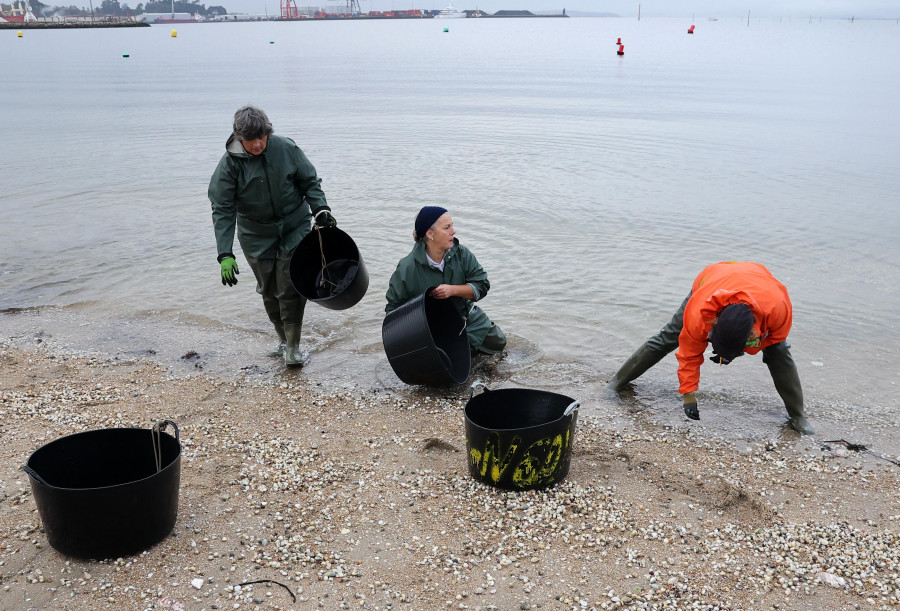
[237,579,296,603]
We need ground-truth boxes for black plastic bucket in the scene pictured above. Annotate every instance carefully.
[382,288,471,386]
[464,384,579,490]
[290,226,369,310]
[22,421,181,559]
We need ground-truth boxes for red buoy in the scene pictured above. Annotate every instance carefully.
[617,44,624,56]
[616,37,622,44]
[688,25,695,33]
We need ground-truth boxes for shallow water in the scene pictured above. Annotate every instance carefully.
[1,18,898,452]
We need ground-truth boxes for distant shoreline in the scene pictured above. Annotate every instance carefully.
[1,10,572,28]
[0,21,149,28]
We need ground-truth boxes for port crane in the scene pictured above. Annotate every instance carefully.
[280,0,298,18]
[280,0,360,18]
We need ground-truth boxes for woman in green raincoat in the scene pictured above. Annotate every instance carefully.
[385,206,506,354]
[209,105,336,366]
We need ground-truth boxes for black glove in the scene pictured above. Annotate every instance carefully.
[314,209,336,228]
[682,392,699,420]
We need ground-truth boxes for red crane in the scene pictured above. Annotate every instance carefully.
[280,0,297,18]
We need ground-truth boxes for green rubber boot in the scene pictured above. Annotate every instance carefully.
[607,344,669,392]
[764,343,814,435]
[283,323,304,367]
[268,319,287,358]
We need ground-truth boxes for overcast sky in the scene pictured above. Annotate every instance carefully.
[224,0,900,19]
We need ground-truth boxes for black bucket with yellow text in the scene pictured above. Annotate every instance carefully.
[464,384,579,490]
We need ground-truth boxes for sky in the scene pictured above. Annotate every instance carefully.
[223,0,900,19]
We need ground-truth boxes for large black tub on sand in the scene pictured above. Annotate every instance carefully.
[290,226,369,310]
[22,421,181,559]
[464,384,579,490]
[382,288,471,386]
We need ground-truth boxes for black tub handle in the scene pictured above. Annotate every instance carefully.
[152,420,180,474]
[20,464,50,486]
[563,401,580,417]
[154,419,179,442]
[469,382,488,400]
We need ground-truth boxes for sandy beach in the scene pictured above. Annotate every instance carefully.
[1,343,898,611]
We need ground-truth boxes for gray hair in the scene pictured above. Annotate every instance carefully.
[232,105,274,141]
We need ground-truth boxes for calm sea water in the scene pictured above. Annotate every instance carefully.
[1,18,898,448]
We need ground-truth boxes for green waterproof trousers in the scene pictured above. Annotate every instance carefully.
[245,250,307,327]
[609,292,811,431]
[608,293,690,390]
[466,305,507,354]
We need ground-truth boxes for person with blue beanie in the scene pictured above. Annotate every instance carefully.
[386,207,506,355]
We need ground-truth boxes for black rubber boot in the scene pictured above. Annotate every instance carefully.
[283,323,304,367]
[608,344,669,392]
[763,342,814,434]
[268,317,287,358]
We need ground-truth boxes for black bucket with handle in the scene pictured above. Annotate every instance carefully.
[382,287,471,386]
[290,226,369,310]
[464,383,579,490]
[22,420,181,559]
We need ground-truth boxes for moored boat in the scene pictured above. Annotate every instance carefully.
[434,1,465,18]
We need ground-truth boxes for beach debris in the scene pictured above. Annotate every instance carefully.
[156,598,185,610]
[816,572,847,588]
[237,579,296,602]
[423,437,458,452]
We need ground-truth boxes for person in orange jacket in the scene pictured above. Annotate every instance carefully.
[608,261,814,434]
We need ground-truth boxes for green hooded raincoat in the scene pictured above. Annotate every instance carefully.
[209,134,329,260]
[385,239,504,353]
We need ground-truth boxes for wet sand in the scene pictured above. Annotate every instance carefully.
[1,329,899,610]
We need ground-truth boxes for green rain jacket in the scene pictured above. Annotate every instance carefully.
[385,239,490,320]
[209,134,328,260]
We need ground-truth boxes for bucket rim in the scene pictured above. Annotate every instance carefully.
[291,226,368,306]
[464,410,577,433]
[25,427,182,493]
[464,387,579,432]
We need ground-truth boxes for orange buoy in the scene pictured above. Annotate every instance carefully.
[617,44,624,56]
[688,25,695,33]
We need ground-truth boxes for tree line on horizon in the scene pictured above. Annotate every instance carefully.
[11,0,227,17]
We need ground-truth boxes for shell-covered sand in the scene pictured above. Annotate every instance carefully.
[1,346,898,610]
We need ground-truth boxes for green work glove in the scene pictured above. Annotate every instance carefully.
[314,209,336,228]
[682,392,699,420]
[219,256,239,286]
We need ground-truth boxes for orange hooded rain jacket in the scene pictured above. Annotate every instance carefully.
[676,261,792,394]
